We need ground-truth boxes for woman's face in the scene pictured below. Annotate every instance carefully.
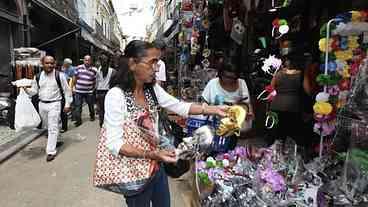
[131,48,160,84]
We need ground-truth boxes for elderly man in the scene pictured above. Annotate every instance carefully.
[61,58,75,84]
[25,56,72,162]
[72,55,97,127]
[60,58,75,132]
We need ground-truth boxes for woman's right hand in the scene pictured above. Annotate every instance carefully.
[154,149,177,163]
[204,104,229,117]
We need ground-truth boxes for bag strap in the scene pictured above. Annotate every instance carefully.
[55,70,65,101]
[147,86,172,133]
[148,86,159,106]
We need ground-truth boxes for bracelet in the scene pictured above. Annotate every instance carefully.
[143,149,147,159]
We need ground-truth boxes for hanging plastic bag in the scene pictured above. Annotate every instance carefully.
[14,88,41,132]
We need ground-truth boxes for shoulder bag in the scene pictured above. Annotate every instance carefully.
[93,90,158,195]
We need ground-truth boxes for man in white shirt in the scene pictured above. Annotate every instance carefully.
[25,56,73,162]
[96,53,115,127]
[152,40,167,86]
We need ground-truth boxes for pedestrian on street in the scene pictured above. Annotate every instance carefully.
[60,58,75,132]
[72,55,97,127]
[95,53,115,127]
[104,40,227,207]
[24,56,72,162]
[61,58,75,84]
[152,39,167,87]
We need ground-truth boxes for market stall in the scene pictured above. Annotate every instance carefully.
[177,10,368,207]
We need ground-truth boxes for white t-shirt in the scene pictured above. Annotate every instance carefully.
[155,59,166,82]
[201,78,250,105]
[202,78,253,132]
[96,67,115,91]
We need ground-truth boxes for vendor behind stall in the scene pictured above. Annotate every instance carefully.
[202,58,253,152]
[268,52,312,147]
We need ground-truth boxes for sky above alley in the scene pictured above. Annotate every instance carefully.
[112,0,154,41]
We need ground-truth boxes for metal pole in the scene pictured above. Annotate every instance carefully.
[36,28,80,48]
[319,18,338,158]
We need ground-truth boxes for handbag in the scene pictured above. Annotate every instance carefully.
[148,86,191,178]
[93,90,158,196]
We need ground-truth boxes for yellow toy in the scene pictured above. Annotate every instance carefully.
[217,105,247,137]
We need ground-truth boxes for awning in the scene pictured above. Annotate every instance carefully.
[81,29,113,54]
[29,0,80,48]
[36,28,80,48]
[163,23,180,43]
[163,20,174,34]
[31,0,78,28]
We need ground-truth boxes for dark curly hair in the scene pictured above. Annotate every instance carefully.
[109,40,154,91]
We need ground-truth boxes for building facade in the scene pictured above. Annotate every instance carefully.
[0,0,27,92]
[148,0,178,42]
[77,0,123,63]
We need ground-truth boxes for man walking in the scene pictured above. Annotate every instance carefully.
[96,53,115,127]
[60,58,75,132]
[25,56,72,162]
[61,58,75,84]
[72,55,97,127]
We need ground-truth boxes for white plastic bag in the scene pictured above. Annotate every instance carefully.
[14,88,41,132]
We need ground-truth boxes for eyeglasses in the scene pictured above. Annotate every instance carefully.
[139,58,159,67]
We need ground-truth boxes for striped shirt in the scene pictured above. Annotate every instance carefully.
[75,64,97,93]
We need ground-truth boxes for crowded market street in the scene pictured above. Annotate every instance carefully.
[1,0,368,206]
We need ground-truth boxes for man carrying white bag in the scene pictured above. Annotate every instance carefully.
[22,56,72,162]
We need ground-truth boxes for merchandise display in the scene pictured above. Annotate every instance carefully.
[315,11,368,138]
[158,3,368,206]
[194,139,368,206]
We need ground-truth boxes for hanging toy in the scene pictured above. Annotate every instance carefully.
[202,34,211,58]
[201,18,210,30]
[265,111,279,129]
[261,55,282,76]
[230,18,245,45]
[257,85,277,102]
[202,48,211,58]
[272,18,289,39]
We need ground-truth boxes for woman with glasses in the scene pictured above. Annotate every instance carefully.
[201,58,254,152]
[103,40,227,207]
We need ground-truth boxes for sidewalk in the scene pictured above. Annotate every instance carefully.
[0,126,45,163]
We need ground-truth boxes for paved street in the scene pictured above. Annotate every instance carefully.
[0,110,194,207]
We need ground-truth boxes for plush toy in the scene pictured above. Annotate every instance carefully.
[230,18,245,45]
[261,55,282,76]
[272,18,289,39]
